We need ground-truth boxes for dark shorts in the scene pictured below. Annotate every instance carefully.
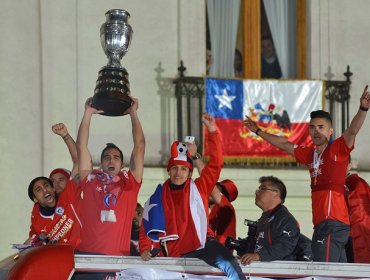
[312,219,350,262]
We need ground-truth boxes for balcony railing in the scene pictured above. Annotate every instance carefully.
[173,61,352,160]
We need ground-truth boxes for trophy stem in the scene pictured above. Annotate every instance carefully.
[108,54,122,68]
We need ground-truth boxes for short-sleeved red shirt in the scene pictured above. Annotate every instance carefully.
[294,136,352,226]
[77,170,141,255]
[29,180,81,249]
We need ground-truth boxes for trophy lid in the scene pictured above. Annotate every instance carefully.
[105,9,130,23]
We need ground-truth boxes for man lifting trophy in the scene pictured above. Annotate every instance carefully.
[92,9,133,116]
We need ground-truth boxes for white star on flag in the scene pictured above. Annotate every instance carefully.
[143,202,157,222]
[215,89,236,110]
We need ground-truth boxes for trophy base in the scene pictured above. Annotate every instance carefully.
[93,67,132,116]
[92,92,133,116]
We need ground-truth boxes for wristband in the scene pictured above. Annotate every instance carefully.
[62,134,71,141]
[255,128,262,136]
[360,106,369,112]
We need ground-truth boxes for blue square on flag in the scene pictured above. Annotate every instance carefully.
[205,78,243,120]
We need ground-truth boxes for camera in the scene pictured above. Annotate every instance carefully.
[184,136,195,144]
[225,219,257,256]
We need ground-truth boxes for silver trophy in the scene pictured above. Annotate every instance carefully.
[92,9,133,116]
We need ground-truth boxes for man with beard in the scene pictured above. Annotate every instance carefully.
[243,86,370,262]
[76,97,145,256]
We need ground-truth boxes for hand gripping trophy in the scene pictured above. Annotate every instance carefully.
[92,9,133,116]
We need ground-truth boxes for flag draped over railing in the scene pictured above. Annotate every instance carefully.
[205,78,324,164]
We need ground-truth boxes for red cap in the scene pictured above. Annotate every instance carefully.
[167,141,193,171]
[218,179,238,202]
[49,168,71,180]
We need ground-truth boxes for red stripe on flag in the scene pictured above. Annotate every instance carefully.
[203,118,314,160]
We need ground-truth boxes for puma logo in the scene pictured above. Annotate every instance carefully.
[317,238,325,244]
[303,255,311,261]
[283,230,291,236]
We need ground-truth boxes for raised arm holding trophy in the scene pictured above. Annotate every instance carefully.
[75,8,145,258]
[92,9,133,116]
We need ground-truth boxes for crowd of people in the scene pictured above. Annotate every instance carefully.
[24,85,370,279]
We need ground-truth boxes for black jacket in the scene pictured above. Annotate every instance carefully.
[255,204,300,261]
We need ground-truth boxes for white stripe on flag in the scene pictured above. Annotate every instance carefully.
[243,80,323,123]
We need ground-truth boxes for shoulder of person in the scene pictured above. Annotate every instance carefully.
[273,206,296,223]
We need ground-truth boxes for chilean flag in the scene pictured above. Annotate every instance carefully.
[205,78,323,163]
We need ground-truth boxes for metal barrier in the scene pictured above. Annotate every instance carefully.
[74,254,370,278]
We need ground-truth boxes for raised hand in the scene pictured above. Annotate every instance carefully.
[85,97,104,114]
[186,141,198,157]
[126,97,139,115]
[243,116,259,133]
[52,123,68,138]
[360,85,370,110]
[202,113,217,132]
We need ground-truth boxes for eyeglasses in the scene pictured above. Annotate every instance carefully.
[257,185,278,192]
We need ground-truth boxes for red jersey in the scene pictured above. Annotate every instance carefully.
[29,180,81,249]
[209,195,236,246]
[77,170,141,255]
[294,136,352,226]
[140,132,223,256]
[345,173,370,263]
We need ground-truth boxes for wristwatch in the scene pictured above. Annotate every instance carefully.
[193,152,202,160]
